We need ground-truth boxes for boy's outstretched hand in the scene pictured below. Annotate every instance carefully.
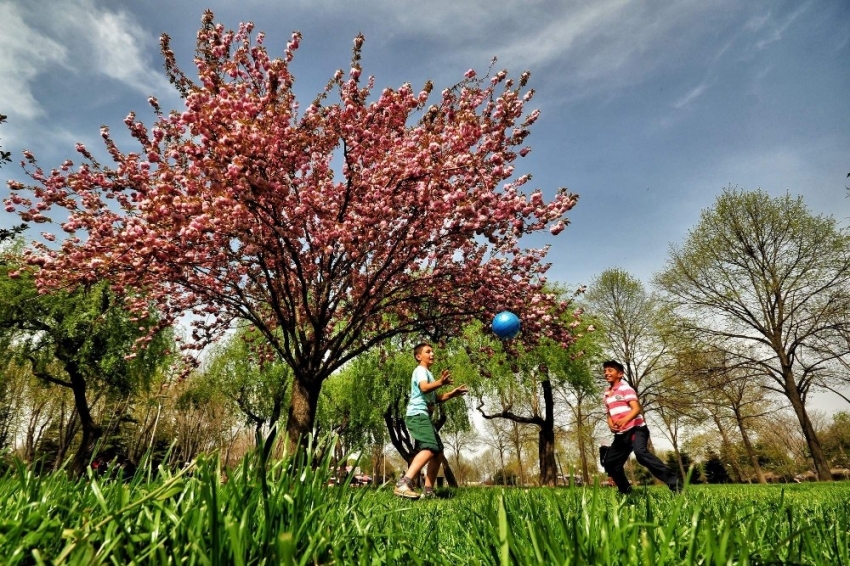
[439,369,454,386]
[450,385,469,398]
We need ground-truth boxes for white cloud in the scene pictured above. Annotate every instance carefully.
[1,0,170,120]
[704,139,850,217]
[61,0,172,96]
[754,1,811,50]
[745,12,771,32]
[0,3,68,119]
[674,80,708,109]
[241,0,735,102]
[367,0,735,103]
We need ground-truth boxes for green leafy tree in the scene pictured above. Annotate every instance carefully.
[664,450,700,483]
[202,327,291,439]
[543,322,604,484]
[819,412,850,470]
[664,340,773,483]
[0,251,173,475]
[703,450,731,484]
[655,187,850,481]
[460,292,596,486]
[584,268,669,411]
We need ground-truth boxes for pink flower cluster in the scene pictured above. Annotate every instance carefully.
[5,11,582,367]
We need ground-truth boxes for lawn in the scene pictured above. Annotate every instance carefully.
[0,450,848,565]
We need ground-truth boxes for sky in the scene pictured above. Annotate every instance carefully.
[2,1,849,416]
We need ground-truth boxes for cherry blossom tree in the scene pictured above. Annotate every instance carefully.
[5,11,580,445]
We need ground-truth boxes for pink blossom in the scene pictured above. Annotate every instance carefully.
[8,15,581,439]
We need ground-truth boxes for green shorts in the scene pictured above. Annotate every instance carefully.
[405,413,444,454]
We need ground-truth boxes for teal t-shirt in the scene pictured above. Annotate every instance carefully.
[406,365,436,416]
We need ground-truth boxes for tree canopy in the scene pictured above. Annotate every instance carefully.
[655,186,850,480]
[5,11,581,444]
[584,268,669,409]
[0,246,173,474]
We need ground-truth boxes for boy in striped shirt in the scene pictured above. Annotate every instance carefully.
[601,360,682,494]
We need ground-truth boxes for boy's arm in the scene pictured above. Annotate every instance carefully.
[437,385,469,403]
[611,400,642,428]
[418,369,453,394]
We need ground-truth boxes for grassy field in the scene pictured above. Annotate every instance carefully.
[1,450,848,565]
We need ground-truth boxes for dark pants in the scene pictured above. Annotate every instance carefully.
[602,426,678,493]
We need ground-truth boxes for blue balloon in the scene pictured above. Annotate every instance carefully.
[492,311,521,339]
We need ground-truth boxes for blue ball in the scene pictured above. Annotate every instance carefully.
[492,311,521,339]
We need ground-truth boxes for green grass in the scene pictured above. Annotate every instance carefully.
[0,448,848,565]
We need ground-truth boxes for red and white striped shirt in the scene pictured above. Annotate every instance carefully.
[604,380,645,434]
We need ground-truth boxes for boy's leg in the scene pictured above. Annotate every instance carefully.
[406,449,435,481]
[602,434,633,494]
[395,449,432,499]
[405,414,443,484]
[424,453,441,488]
[396,414,443,498]
[631,426,681,491]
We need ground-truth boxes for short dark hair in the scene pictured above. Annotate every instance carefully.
[413,343,431,361]
[602,360,625,373]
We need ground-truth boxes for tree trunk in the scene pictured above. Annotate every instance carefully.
[53,401,79,471]
[384,401,415,465]
[509,422,526,486]
[538,426,557,486]
[72,416,103,476]
[286,376,322,448]
[783,369,832,481]
[576,405,590,484]
[440,454,459,487]
[658,409,686,480]
[49,355,103,477]
[733,408,766,484]
[673,442,686,481]
[538,379,557,487]
[69,372,102,477]
[711,414,745,482]
[25,401,48,462]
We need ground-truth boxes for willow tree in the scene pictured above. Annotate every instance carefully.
[655,187,850,481]
[6,12,580,446]
[0,252,172,475]
[459,297,595,487]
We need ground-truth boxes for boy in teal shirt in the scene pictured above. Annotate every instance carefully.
[394,342,468,499]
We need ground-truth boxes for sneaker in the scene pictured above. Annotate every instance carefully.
[393,478,420,499]
[420,488,437,500]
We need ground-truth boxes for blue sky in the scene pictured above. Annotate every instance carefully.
[1,0,848,424]
[2,0,848,288]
